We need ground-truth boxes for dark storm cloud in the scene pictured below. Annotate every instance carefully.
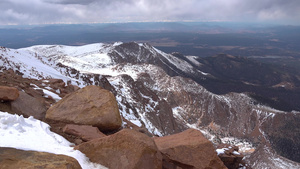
[1,0,299,25]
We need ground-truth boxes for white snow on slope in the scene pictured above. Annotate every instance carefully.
[0,111,106,169]
[31,83,62,102]
[23,43,114,66]
[108,74,163,136]
[23,43,109,58]
[185,55,202,67]
[22,43,140,78]
[153,47,195,73]
[0,47,79,84]
[0,46,66,79]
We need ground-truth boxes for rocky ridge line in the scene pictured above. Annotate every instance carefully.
[0,79,233,169]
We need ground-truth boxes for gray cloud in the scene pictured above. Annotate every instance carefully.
[0,0,299,25]
[44,0,97,5]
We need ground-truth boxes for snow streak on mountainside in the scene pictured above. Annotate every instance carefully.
[1,42,300,167]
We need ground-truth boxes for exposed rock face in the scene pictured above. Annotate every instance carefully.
[154,128,226,169]
[109,74,186,136]
[46,85,122,131]
[245,145,300,169]
[122,118,154,137]
[63,124,106,142]
[0,147,81,169]
[11,91,47,120]
[260,112,300,163]
[110,42,201,78]
[47,79,66,90]
[138,65,300,164]
[138,65,254,137]
[0,86,19,101]
[75,129,162,169]
[217,144,244,169]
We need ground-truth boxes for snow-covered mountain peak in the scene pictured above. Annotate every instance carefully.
[16,42,199,81]
[1,42,300,167]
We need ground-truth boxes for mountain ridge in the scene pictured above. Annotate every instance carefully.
[1,42,300,167]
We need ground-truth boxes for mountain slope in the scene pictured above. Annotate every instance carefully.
[1,42,300,167]
[189,53,300,112]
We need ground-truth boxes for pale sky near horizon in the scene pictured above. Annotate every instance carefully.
[1,0,299,25]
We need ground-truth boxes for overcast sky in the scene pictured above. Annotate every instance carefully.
[1,0,299,25]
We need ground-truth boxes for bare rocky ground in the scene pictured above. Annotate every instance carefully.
[0,69,245,169]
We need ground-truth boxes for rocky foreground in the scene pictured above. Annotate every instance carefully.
[0,70,246,169]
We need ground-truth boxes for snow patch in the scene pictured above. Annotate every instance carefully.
[0,111,106,169]
[216,148,227,155]
[221,137,255,154]
[31,84,62,102]
[185,55,202,66]
[153,47,195,73]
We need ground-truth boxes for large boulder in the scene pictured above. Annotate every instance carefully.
[0,147,81,169]
[0,86,19,101]
[63,124,106,142]
[154,128,227,169]
[75,129,162,169]
[11,91,47,120]
[46,85,122,131]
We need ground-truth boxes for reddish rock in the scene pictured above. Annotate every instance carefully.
[23,87,54,109]
[60,84,80,97]
[0,147,81,169]
[0,86,19,101]
[11,91,47,120]
[63,124,106,141]
[154,128,227,169]
[46,85,122,131]
[75,129,162,169]
[217,144,244,169]
[25,87,44,98]
[48,79,66,90]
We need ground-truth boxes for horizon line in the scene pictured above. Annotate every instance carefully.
[0,20,297,27]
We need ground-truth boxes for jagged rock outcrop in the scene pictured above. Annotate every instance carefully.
[75,129,162,169]
[63,124,106,142]
[154,128,226,169]
[216,144,244,169]
[44,79,79,97]
[0,86,19,101]
[0,147,81,169]
[46,85,122,131]
[109,74,186,136]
